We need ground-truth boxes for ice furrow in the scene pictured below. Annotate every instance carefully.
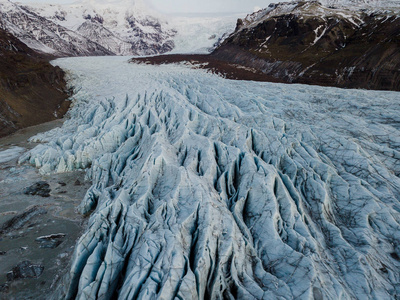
[19,57,400,299]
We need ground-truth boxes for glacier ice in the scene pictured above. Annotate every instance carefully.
[20,56,400,299]
[0,146,24,163]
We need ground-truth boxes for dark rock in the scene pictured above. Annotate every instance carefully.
[58,181,66,186]
[390,252,400,260]
[74,179,81,186]
[35,233,66,249]
[38,240,62,249]
[210,1,400,91]
[6,261,44,281]
[23,181,51,197]
[0,283,9,293]
[0,206,47,234]
[0,251,6,255]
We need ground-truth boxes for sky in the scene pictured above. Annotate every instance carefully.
[148,0,275,14]
[15,0,276,14]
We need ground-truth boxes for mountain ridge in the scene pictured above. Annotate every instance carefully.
[210,0,400,90]
[0,0,236,56]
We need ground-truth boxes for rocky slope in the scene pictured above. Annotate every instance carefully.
[211,0,400,90]
[0,28,68,137]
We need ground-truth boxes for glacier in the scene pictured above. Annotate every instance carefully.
[19,56,400,299]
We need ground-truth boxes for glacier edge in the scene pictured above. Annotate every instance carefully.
[19,56,400,299]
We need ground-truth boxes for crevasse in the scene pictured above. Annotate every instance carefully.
[20,56,400,299]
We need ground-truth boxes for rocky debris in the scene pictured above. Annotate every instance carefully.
[0,283,9,293]
[211,0,400,91]
[35,233,66,249]
[23,181,51,197]
[132,54,284,83]
[6,261,44,281]
[0,206,47,234]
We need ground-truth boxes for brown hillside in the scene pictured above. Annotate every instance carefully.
[0,28,69,137]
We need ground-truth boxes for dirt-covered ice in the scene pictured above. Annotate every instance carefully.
[19,56,400,299]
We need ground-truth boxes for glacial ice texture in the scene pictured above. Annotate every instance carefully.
[20,56,400,299]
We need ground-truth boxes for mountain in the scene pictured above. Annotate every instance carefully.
[0,0,113,56]
[0,28,68,137]
[211,0,400,90]
[21,0,176,56]
[0,0,236,57]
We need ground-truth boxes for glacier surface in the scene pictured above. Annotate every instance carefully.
[0,146,24,163]
[20,56,400,299]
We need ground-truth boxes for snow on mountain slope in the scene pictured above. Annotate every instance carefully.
[244,0,400,30]
[3,0,236,56]
[19,57,400,299]
[21,0,176,55]
[215,0,400,91]
[0,0,112,56]
[166,14,238,54]
[320,0,400,8]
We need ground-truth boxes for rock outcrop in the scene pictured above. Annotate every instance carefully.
[212,1,400,90]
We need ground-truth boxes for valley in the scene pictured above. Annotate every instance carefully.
[3,55,398,299]
[0,0,400,299]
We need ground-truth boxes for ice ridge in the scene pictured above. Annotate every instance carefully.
[20,56,400,299]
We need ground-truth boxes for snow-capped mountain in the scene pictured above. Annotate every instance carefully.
[320,0,400,8]
[21,0,176,56]
[20,55,400,299]
[0,0,113,56]
[0,0,236,56]
[212,0,400,90]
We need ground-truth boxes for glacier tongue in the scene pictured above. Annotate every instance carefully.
[20,56,400,299]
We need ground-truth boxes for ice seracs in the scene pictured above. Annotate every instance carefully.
[19,56,400,299]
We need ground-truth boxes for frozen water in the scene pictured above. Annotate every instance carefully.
[20,56,400,299]
[0,146,24,164]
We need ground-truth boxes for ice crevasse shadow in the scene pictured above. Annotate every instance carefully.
[19,57,400,299]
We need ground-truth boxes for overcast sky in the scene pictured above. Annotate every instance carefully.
[148,0,274,14]
[15,0,276,14]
